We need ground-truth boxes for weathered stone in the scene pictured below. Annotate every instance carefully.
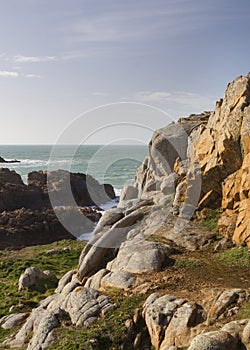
[55,269,77,293]
[221,319,248,338]
[62,287,113,327]
[4,307,60,349]
[143,293,186,349]
[107,240,172,274]
[242,319,250,345]
[187,331,241,350]
[160,302,205,349]
[206,289,247,324]
[0,313,29,330]
[19,267,58,291]
[77,206,151,281]
[101,270,136,290]
[84,269,110,290]
[93,207,124,234]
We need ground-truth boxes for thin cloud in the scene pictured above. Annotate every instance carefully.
[133,90,216,116]
[13,53,81,63]
[24,73,42,79]
[0,70,19,78]
[0,70,41,79]
[67,2,215,44]
[92,92,109,96]
[14,55,57,63]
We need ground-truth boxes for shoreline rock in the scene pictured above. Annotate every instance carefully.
[0,156,20,163]
[0,168,115,249]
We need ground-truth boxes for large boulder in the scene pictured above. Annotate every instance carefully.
[187,331,241,350]
[142,293,205,350]
[19,267,58,292]
[106,240,172,274]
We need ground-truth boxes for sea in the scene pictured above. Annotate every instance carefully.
[0,145,148,196]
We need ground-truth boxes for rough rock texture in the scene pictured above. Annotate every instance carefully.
[142,290,249,350]
[142,293,205,350]
[106,240,172,274]
[29,169,115,208]
[187,331,241,350]
[5,283,114,349]
[190,74,250,244]
[205,289,248,325]
[0,313,29,330]
[19,267,58,291]
[0,208,75,249]
[101,270,137,290]
[120,74,250,246]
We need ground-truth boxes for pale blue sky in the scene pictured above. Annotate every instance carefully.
[0,0,249,144]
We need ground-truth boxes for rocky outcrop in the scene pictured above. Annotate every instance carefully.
[0,168,115,212]
[1,73,250,349]
[0,168,114,248]
[4,286,113,349]
[191,75,250,244]
[120,73,250,246]
[0,156,20,163]
[142,289,249,350]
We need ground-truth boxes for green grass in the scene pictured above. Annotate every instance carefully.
[201,209,220,233]
[50,289,150,350]
[238,300,250,319]
[175,258,203,269]
[216,246,250,267]
[0,240,85,334]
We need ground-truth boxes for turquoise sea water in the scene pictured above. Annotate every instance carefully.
[0,145,148,194]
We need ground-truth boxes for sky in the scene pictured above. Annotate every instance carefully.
[0,0,250,144]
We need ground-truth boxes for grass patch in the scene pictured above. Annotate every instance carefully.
[201,209,220,233]
[216,246,250,268]
[50,290,150,350]
[175,258,203,269]
[0,240,85,323]
[238,300,250,319]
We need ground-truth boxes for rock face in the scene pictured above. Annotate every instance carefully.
[191,75,250,244]
[0,169,114,248]
[121,74,250,246]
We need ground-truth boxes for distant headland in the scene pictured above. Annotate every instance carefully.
[0,156,20,163]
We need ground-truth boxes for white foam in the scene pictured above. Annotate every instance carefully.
[77,231,94,241]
